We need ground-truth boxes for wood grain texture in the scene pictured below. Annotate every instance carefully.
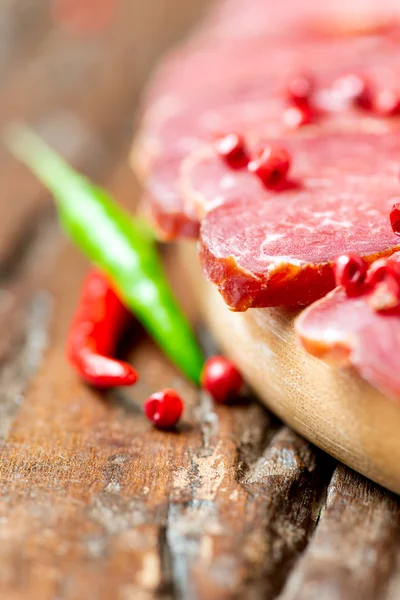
[2,1,400,599]
[280,465,400,600]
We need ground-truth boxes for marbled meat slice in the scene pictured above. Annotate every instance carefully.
[135,27,400,238]
[138,99,283,238]
[142,154,200,239]
[198,131,400,310]
[295,253,400,400]
[136,33,400,171]
[179,117,398,219]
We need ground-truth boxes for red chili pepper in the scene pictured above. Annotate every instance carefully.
[215,133,249,169]
[144,389,184,428]
[201,355,243,404]
[333,253,368,295]
[67,269,138,388]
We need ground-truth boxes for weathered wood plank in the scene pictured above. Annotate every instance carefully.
[0,163,140,445]
[0,245,165,600]
[279,465,400,600]
[239,428,334,600]
[0,161,326,600]
[0,0,51,85]
[0,213,61,441]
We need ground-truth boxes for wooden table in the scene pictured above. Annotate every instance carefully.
[1,2,400,599]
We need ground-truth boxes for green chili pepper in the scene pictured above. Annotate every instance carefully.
[5,123,204,385]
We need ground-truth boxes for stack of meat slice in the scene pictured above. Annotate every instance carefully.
[132,0,400,402]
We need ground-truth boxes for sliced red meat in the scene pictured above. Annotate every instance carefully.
[295,252,400,400]
[138,33,400,170]
[143,0,400,113]
[141,154,200,240]
[208,0,400,44]
[136,98,283,237]
[180,116,398,219]
[136,28,400,238]
[198,130,400,310]
[180,143,263,219]
[141,0,319,111]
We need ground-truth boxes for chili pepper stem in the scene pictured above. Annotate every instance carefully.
[5,123,204,385]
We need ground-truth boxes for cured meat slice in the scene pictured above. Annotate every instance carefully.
[137,99,283,238]
[141,0,322,112]
[180,143,265,219]
[142,154,200,239]
[137,33,400,171]
[135,26,400,238]
[180,116,397,219]
[142,0,400,115]
[295,253,400,400]
[198,130,400,310]
[208,0,400,44]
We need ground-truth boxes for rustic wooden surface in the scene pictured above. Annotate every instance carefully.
[1,2,400,599]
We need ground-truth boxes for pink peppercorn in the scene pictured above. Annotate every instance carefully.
[144,389,184,429]
[333,253,368,295]
[201,355,243,404]
[215,133,249,169]
[248,145,291,189]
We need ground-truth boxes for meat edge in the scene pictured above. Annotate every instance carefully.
[198,238,400,310]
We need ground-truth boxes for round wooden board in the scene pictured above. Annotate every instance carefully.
[177,242,400,495]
